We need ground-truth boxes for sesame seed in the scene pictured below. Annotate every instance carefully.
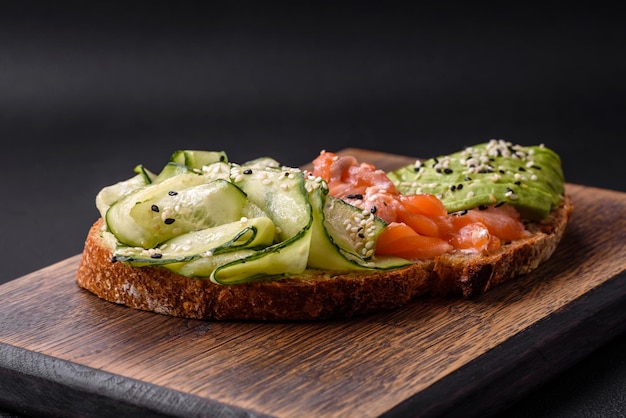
[243,169,253,175]
[164,218,175,225]
[151,205,159,212]
[347,193,363,199]
[168,191,178,196]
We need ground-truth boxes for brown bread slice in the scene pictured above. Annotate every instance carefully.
[76,196,572,321]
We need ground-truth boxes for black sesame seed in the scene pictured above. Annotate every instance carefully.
[220,155,226,161]
[459,209,468,216]
[478,204,488,210]
[436,168,442,173]
[495,201,505,207]
[151,253,163,259]
[532,165,542,170]
[464,176,472,181]
[243,169,253,175]
[518,167,526,172]
[507,187,514,193]
[284,172,290,176]
[151,205,159,212]
[450,185,456,191]
[370,206,377,214]
[358,233,365,238]
[347,193,363,199]
[168,191,178,196]
[457,183,463,190]
[164,218,176,225]
[499,169,505,174]
[514,181,521,185]
[444,168,453,174]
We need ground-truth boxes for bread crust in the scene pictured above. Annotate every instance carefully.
[76,196,573,320]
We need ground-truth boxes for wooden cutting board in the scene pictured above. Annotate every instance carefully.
[1,149,625,418]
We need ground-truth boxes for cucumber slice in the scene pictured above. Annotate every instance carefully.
[152,162,196,183]
[231,165,311,240]
[164,249,258,278]
[323,195,386,260]
[169,150,228,169]
[106,176,250,248]
[210,228,313,284]
[241,156,281,169]
[211,165,314,284]
[113,216,276,268]
[96,172,152,219]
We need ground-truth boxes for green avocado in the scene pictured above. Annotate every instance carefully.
[387,140,565,221]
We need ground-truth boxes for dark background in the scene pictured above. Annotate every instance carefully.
[1,3,624,417]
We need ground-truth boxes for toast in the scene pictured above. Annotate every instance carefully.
[76,194,572,321]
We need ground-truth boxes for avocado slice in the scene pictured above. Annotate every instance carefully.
[387,140,565,221]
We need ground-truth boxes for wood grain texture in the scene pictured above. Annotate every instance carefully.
[0,149,625,418]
